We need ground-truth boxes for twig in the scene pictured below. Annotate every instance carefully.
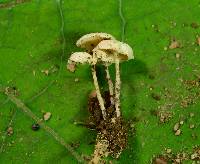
[5,93,86,163]
[118,0,126,42]
[26,80,55,103]
[0,0,31,9]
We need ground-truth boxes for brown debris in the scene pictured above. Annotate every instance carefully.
[184,79,200,88]
[166,149,172,154]
[175,129,181,136]
[67,62,76,72]
[154,148,200,164]
[180,96,194,108]
[189,124,195,129]
[41,65,59,76]
[5,87,19,96]
[173,123,180,132]
[175,53,181,59]
[158,110,173,123]
[153,156,168,164]
[89,90,97,99]
[74,78,79,82]
[191,147,200,160]
[7,127,13,136]
[88,91,127,161]
[151,93,161,101]
[169,40,180,49]
[191,22,199,29]
[174,152,189,163]
[181,77,200,108]
[0,0,31,9]
[43,112,52,121]
[179,120,184,125]
[197,37,200,46]
[41,69,49,76]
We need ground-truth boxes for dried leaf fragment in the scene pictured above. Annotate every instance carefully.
[43,112,52,121]
[174,123,180,131]
[41,69,49,75]
[169,40,180,49]
[175,129,181,136]
[197,37,200,46]
[67,62,76,72]
[166,148,172,154]
[7,127,13,136]
[189,124,195,129]
[154,156,167,164]
[89,90,97,98]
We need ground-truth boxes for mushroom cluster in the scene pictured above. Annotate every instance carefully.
[68,32,134,120]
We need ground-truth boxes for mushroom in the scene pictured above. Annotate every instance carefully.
[68,52,92,64]
[76,33,116,106]
[93,40,134,117]
[76,33,115,52]
[68,52,107,120]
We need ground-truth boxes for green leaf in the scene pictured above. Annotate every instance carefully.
[0,0,200,163]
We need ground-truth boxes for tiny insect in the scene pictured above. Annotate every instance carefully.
[31,123,40,131]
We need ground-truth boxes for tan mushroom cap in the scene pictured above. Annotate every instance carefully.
[76,33,115,51]
[93,40,134,62]
[93,49,115,65]
[68,52,92,64]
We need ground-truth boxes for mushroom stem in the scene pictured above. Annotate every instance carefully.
[89,134,109,164]
[115,57,121,117]
[105,65,114,105]
[91,65,106,120]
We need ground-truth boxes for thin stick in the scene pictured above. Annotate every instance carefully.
[0,0,31,9]
[118,0,126,42]
[115,58,121,117]
[105,65,114,105]
[91,66,106,120]
[5,93,85,163]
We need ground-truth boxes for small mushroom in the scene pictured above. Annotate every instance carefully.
[76,33,115,52]
[93,40,134,117]
[68,52,92,64]
[68,52,106,120]
[76,33,116,107]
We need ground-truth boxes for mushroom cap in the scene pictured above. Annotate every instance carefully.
[68,52,92,64]
[76,33,115,51]
[93,49,115,65]
[93,40,134,62]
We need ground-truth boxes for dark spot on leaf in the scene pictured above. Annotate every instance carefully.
[149,74,155,79]
[32,123,40,131]
[191,22,199,29]
[150,109,158,116]
[151,93,161,101]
